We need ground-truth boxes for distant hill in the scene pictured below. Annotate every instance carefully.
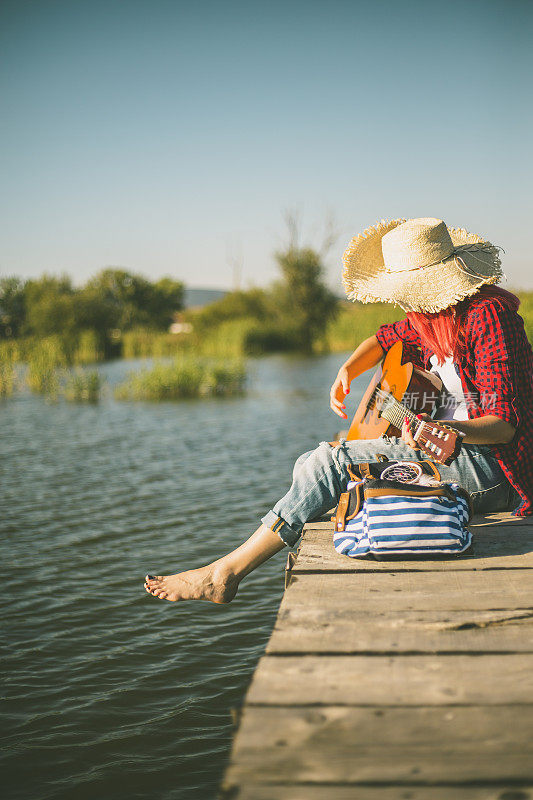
[183,288,227,308]
[182,287,345,309]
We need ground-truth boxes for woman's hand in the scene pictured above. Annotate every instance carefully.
[401,413,432,451]
[330,367,351,419]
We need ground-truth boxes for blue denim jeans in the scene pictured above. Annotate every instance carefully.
[261,435,521,547]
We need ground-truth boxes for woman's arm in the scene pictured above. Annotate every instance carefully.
[330,316,423,418]
[403,413,516,449]
[431,414,516,445]
[330,335,384,419]
[333,341,517,442]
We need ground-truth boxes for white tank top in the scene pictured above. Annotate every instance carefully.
[428,355,469,421]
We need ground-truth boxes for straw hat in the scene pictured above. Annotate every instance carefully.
[342,217,504,313]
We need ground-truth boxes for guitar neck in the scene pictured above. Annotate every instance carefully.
[376,387,463,465]
[378,391,419,429]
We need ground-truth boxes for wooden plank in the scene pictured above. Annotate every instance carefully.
[224,706,533,785]
[246,654,533,706]
[221,785,533,800]
[283,569,533,611]
[223,507,533,798]
[268,606,533,653]
[293,526,533,573]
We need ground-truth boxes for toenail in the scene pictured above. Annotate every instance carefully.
[146,574,155,580]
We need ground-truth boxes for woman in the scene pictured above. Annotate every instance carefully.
[144,217,533,604]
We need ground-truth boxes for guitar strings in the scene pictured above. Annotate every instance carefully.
[373,387,419,429]
[367,386,451,459]
[368,387,437,442]
[373,389,442,450]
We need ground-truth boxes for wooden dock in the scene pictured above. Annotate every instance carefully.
[221,510,533,800]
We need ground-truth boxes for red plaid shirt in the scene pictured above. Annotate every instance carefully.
[375,294,533,516]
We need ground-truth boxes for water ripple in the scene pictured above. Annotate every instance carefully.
[1,353,359,800]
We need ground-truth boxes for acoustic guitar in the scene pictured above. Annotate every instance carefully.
[346,341,464,465]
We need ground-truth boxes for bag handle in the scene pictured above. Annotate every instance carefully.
[331,492,350,532]
[332,482,363,532]
[358,462,372,479]
[347,464,360,481]
[365,484,457,500]
[420,459,441,481]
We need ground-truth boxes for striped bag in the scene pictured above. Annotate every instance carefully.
[332,460,473,559]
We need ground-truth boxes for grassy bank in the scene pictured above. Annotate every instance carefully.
[2,291,533,389]
[114,357,246,401]
[104,292,533,358]
[7,331,107,366]
[0,337,245,403]
[325,302,404,352]
[63,370,102,403]
[0,338,103,402]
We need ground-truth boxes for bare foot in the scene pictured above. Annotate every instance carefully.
[144,563,239,604]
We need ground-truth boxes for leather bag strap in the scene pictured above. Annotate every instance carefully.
[332,482,364,531]
[358,462,372,479]
[347,464,360,481]
[364,484,456,501]
[332,492,350,532]
[346,481,363,522]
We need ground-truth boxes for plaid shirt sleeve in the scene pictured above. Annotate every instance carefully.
[467,300,522,428]
[375,317,425,368]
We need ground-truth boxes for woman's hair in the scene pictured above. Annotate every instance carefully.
[407,285,520,365]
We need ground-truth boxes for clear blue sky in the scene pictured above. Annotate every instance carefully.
[1,0,531,291]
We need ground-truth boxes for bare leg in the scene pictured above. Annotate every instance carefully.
[144,441,342,604]
[144,524,286,604]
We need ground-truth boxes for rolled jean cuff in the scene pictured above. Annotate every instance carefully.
[261,510,301,548]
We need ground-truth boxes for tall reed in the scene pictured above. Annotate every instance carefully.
[114,356,246,401]
[325,302,403,353]
[73,330,105,364]
[518,291,533,346]
[121,328,189,359]
[26,339,66,399]
[0,341,18,398]
[194,318,252,358]
[63,369,103,403]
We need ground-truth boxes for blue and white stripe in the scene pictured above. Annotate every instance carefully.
[333,482,472,558]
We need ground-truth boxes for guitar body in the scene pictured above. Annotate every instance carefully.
[346,341,443,440]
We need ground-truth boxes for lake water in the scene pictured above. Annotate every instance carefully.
[2,352,366,800]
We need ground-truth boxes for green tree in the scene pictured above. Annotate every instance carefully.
[0,277,26,338]
[147,277,185,329]
[273,223,338,353]
[189,288,272,334]
[23,274,78,338]
[85,269,153,330]
[86,269,183,331]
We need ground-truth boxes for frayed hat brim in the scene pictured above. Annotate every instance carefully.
[342,218,504,313]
